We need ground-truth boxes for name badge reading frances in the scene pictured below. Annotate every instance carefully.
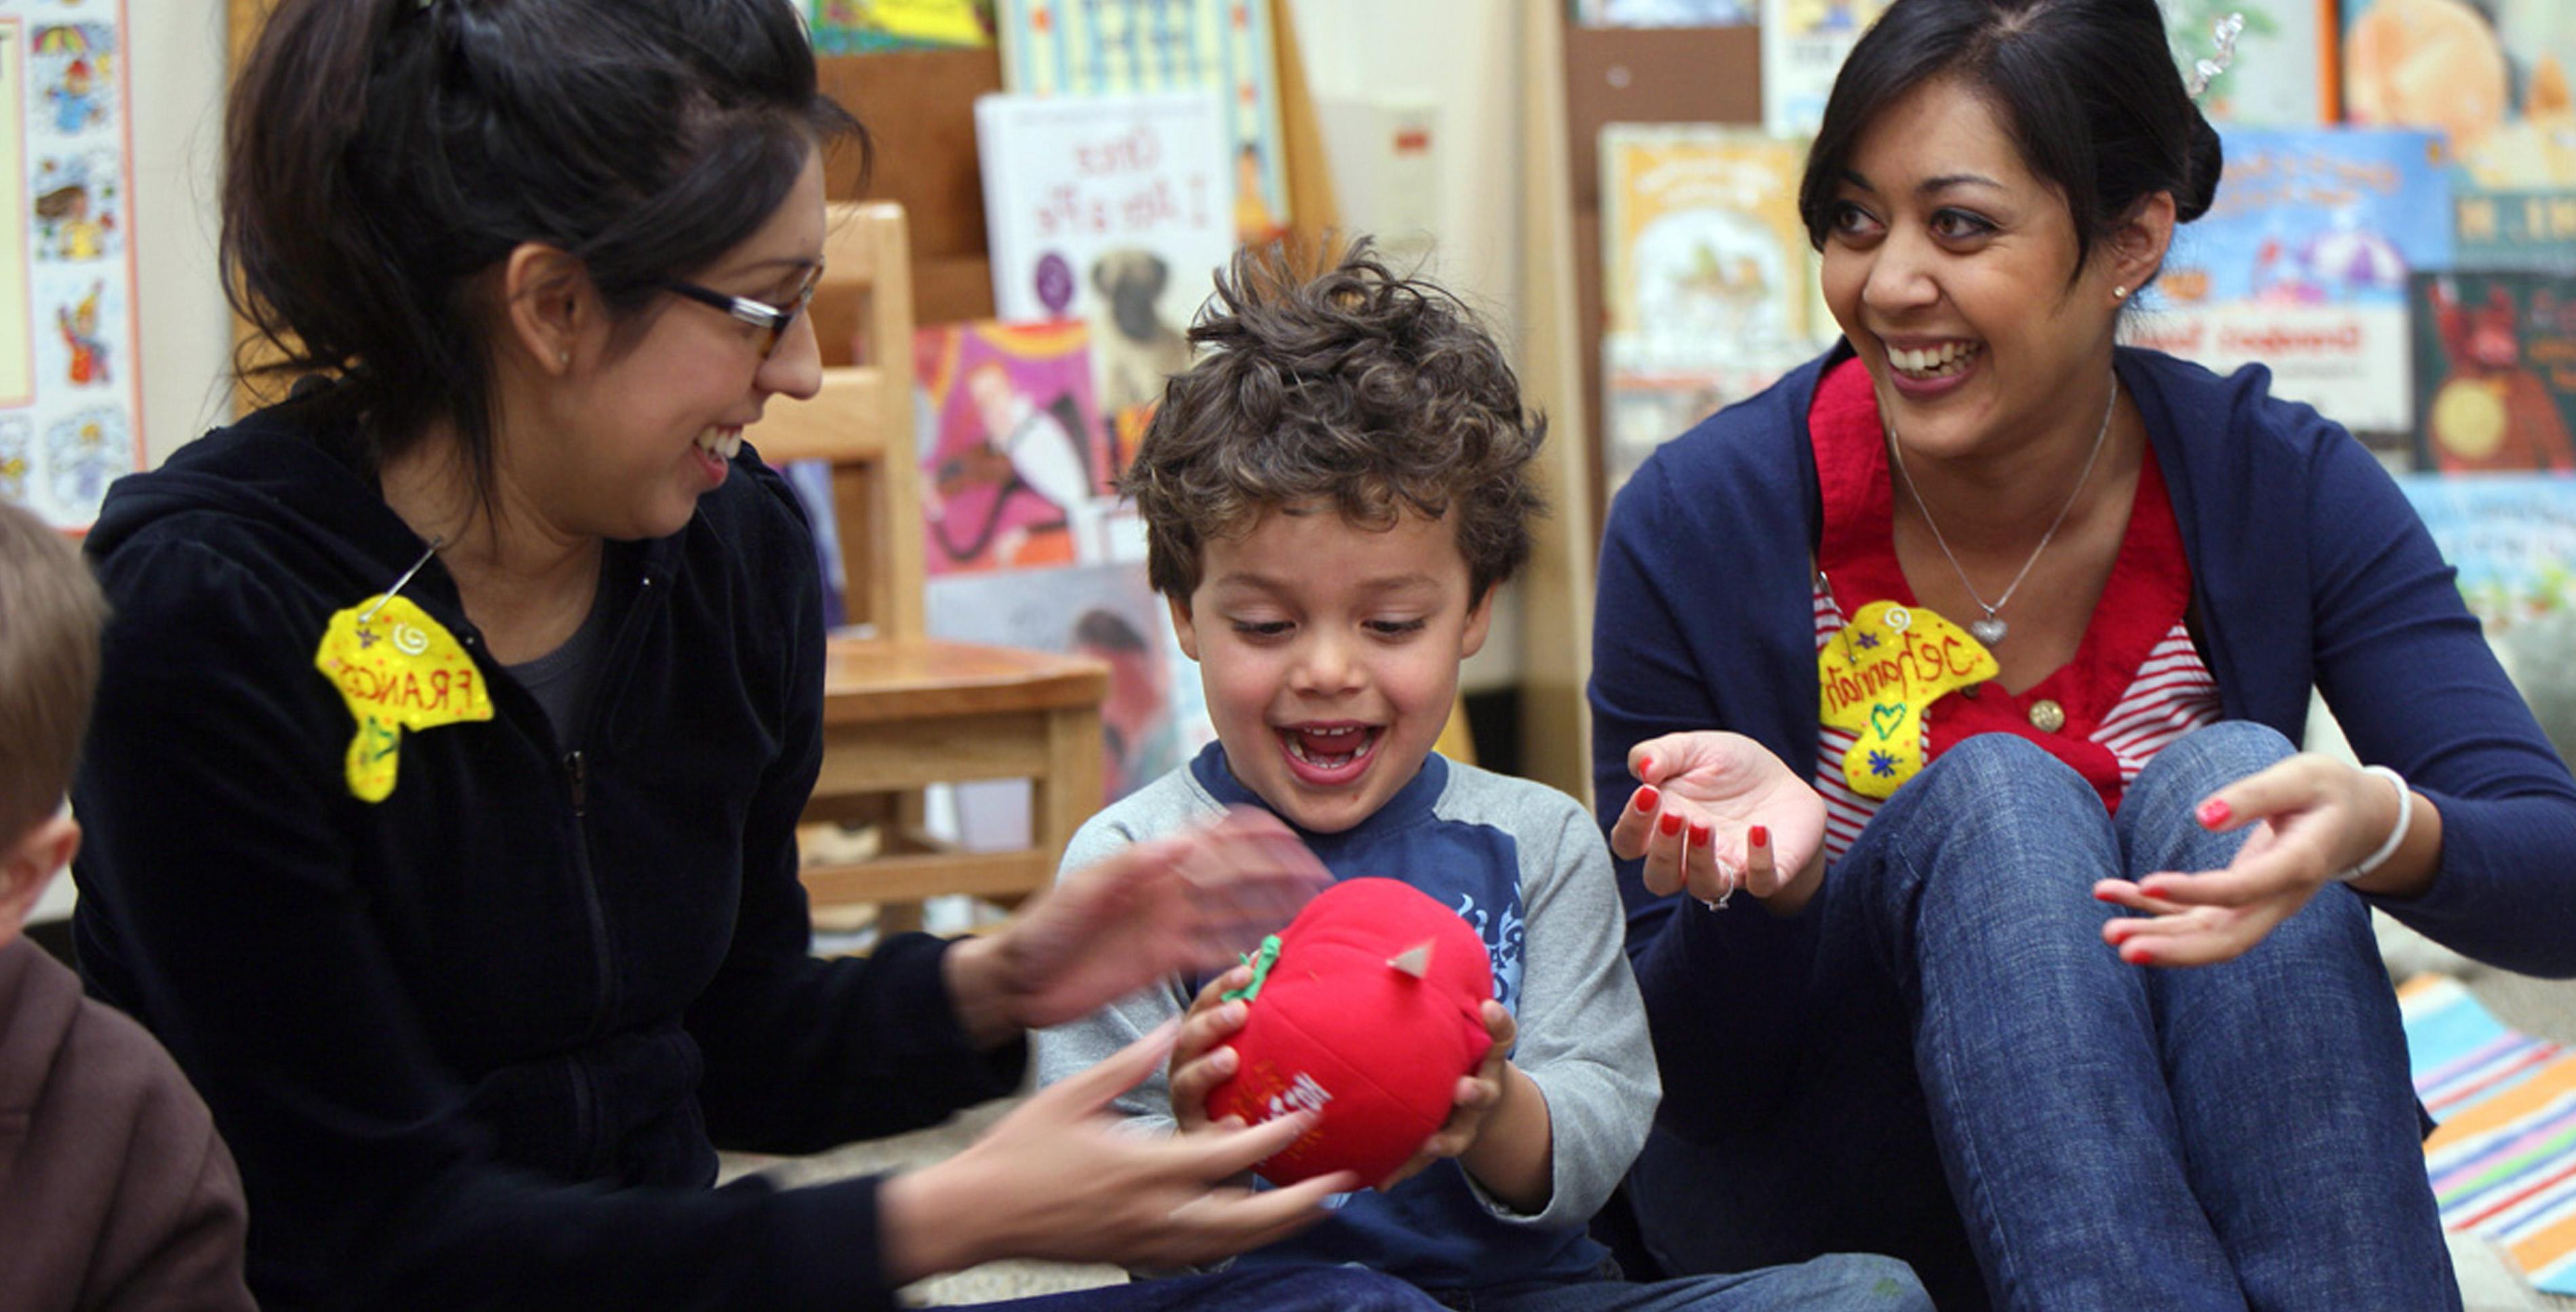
[1817,600,1997,799]
[314,596,492,802]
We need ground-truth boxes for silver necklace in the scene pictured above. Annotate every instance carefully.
[1889,375,2118,648]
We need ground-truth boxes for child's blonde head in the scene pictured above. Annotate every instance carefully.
[0,500,104,850]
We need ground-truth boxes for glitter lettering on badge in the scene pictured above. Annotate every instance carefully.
[313,595,493,801]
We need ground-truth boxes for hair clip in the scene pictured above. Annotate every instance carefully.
[2185,12,2245,101]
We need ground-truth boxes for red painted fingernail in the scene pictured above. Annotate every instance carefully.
[1634,785,1660,812]
[1689,821,1711,846]
[2198,799,2231,828]
[2121,943,2153,965]
[2093,887,2119,902]
[1659,812,1683,836]
[1749,825,1770,850]
[1640,756,1657,778]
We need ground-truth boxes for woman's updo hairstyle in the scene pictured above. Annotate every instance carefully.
[224,0,861,498]
[1796,0,2221,289]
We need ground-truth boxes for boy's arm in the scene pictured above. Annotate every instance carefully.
[1462,795,1659,1228]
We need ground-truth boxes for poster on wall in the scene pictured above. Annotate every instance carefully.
[2409,271,2576,475]
[0,1,143,530]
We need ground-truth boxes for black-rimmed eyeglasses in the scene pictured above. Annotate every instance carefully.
[658,263,824,361]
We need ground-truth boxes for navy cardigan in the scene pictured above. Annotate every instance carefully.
[1590,344,2576,1118]
[72,398,1021,1311]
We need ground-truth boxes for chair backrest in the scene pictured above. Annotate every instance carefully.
[752,201,925,642]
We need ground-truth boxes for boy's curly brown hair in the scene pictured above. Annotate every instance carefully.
[1120,240,1546,605]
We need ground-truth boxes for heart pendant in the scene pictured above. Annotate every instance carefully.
[1969,617,2008,647]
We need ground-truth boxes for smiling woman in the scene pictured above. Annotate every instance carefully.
[62,3,1452,1311]
[1588,0,2576,1307]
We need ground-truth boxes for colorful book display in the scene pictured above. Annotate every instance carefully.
[994,0,1288,241]
[2127,125,2453,439]
[914,318,1130,576]
[974,90,1235,445]
[2159,0,2337,126]
[807,0,993,52]
[2343,0,2576,271]
[2409,271,2576,475]
[1758,0,1892,138]
[925,560,1215,829]
[0,5,142,530]
[1599,124,1820,495]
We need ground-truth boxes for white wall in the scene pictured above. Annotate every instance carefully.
[1287,0,1534,694]
[129,0,233,468]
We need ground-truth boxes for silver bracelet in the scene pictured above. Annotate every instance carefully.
[2337,764,2413,884]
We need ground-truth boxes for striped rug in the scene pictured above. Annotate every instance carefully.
[2403,974,2576,1294]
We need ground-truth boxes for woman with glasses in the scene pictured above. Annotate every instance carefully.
[64,3,1436,1310]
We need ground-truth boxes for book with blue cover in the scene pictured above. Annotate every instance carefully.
[2126,125,2453,439]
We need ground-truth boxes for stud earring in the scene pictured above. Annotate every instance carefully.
[2112,285,2130,301]
[558,351,571,366]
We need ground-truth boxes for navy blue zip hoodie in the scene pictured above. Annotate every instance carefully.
[71,396,1022,1311]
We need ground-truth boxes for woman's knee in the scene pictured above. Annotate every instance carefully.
[1844,733,2120,915]
[2124,721,2296,816]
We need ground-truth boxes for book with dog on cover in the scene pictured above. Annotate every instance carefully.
[974,89,1236,458]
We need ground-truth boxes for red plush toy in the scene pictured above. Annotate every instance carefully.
[1204,877,1495,1187]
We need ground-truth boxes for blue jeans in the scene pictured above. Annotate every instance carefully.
[1626,724,2452,1310]
[973,1266,1444,1310]
[1430,1255,1929,1310]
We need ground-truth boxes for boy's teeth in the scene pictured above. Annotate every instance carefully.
[1286,727,1374,770]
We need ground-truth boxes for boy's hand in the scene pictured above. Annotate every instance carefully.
[1169,965,1255,1135]
[1378,1000,1517,1192]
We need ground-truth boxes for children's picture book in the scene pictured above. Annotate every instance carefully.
[974,90,1235,443]
[2158,0,2335,125]
[2125,126,2453,440]
[2343,0,2576,271]
[1603,345,1811,499]
[1600,125,1815,373]
[2394,472,2576,635]
[0,5,144,530]
[926,560,1216,844]
[994,0,1288,242]
[2408,271,2576,475]
[1758,0,1892,138]
[1573,0,1756,25]
[807,0,993,52]
[914,318,1135,577]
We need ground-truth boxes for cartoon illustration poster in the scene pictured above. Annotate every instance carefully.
[1758,0,1892,138]
[0,3,143,531]
[2126,126,2453,439]
[914,318,1136,577]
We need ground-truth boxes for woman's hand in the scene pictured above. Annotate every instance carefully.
[878,1023,1356,1281]
[948,810,1329,1043]
[2092,753,2428,967]
[1607,732,1828,914]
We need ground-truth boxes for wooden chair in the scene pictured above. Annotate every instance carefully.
[751,201,1108,930]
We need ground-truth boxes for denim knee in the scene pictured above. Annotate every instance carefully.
[1864,732,2114,898]
[1794,1252,1935,1309]
[2115,721,2297,875]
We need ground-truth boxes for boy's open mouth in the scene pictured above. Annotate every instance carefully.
[1279,723,1381,781]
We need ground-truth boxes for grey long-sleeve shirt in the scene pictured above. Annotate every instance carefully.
[1035,746,1657,1292]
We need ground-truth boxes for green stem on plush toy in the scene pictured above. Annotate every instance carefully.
[1222,935,1283,1003]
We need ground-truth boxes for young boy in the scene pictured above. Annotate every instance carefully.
[1035,246,1929,1310]
[0,500,255,1312]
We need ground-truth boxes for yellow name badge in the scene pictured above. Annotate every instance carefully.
[313,596,494,802]
[1818,601,1998,799]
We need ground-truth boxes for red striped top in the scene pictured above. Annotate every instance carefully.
[1805,357,2221,862]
